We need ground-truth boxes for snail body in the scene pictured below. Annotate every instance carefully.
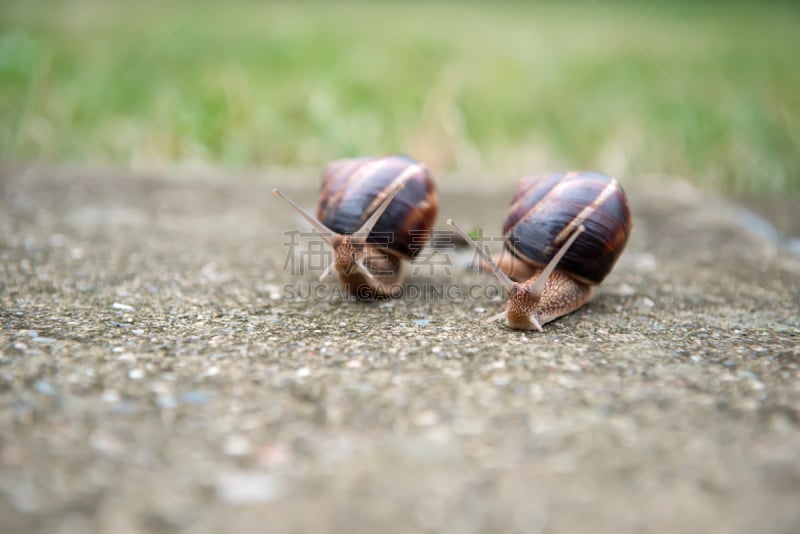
[449,171,631,331]
[274,155,438,298]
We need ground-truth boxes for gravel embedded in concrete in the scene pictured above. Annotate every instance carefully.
[1,167,799,533]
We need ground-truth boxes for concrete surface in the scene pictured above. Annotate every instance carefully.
[1,166,799,534]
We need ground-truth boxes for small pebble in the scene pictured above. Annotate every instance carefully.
[224,434,252,457]
[101,390,120,403]
[413,410,439,427]
[33,380,57,396]
[257,444,290,468]
[180,391,210,405]
[637,297,656,310]
[128,369,145,380]
[156,395,177,410]
[633,252,657,271]
[614,283,636,297]
[216,471,281,504]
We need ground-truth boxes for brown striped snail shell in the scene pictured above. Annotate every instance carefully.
[448,171,632,331]
[274,155,438,299]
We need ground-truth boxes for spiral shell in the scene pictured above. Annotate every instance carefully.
[317,154,438,259]
[502,171,632,285]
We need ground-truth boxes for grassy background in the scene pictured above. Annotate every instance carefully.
[1,0,798,194]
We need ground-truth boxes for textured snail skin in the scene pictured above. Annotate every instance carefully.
[274,154,438,299]
[332,241,407,299]
[505,271,595,330]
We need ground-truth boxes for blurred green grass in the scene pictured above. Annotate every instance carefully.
[1,0,798,194]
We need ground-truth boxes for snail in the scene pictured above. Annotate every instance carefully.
[273,154,438,299]
[448,171,632,331]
